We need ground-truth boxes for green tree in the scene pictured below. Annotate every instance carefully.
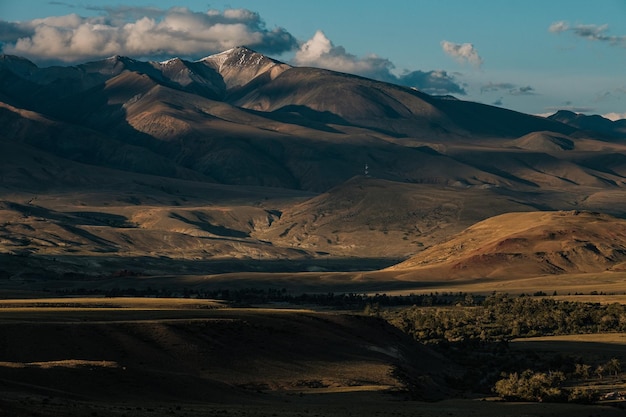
[574,363,591,379]
[494,370,565,402]
[595,365,605,380]
[567,387,599,404]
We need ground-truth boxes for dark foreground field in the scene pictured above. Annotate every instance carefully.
[0,298,624,417]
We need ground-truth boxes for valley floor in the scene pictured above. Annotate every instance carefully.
[0,298,625,416]
[2,393,624,417]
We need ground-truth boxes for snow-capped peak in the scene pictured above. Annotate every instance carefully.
[198,46,270,70]
[159,57,182,65]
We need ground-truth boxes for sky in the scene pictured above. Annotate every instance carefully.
[1,1,626,119]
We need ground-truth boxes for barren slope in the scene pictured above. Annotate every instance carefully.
[0,306,454,402]
[2,48,626,284]
[388,211,626,279]
[258,177,541,258]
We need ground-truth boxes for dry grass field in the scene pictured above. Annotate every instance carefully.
[0,298,439,416]
[0,298,624,416]
[368,271,626,298]
[512,333,626,358]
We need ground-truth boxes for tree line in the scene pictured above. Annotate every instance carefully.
[382,293,626,344]
[57,286,484,308]
[378,294,626,404]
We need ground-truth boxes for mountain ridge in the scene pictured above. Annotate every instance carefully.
[2,47,626,276]
[2,47,615,193]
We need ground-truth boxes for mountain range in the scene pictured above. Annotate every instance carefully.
[2,46,626,290]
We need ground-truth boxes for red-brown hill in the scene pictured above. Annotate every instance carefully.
[387,211,626,280]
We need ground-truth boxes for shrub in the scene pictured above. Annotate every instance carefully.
[494,370,565,402]
[566,387,599,404]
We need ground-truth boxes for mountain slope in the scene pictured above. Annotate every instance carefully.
[0,48,623,194]
[513,131,575,152]
[256,177,541,257]
[388,211,626,279]
[2,48,626,275]
[201,46,291,91]
[0,100,203,181]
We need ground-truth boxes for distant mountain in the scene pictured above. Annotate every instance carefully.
[0,47,624,194]
[548,110,626,139]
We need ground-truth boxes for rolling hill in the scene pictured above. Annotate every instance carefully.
[387,210,626,280]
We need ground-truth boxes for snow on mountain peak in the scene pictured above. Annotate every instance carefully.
[159,57,182,65]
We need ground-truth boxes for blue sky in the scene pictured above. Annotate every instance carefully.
[2,1,626,119]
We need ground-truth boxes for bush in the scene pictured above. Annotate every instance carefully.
[566,387,600,404]
[494,370,565,402]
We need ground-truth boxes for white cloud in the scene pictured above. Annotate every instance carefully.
[294,30,332,63]
[294,30,395,81]
[548,21,569,33]
[0,7,297,63]
[0,9,468,97]
[441,40,483,68]
[603,112,626,121]
[294,31,466,95]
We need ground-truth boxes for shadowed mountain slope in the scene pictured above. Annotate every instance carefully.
[0,308,456,402]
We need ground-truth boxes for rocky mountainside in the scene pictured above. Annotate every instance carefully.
[2,47,626,282]
[2,47,614,193]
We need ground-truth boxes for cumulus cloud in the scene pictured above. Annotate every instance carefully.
[0,7,297,63]
[294,31,466,95]
[294,30,396,81]
[0,8,467,96]
[441,40,483,68]
[549,21,626,46]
